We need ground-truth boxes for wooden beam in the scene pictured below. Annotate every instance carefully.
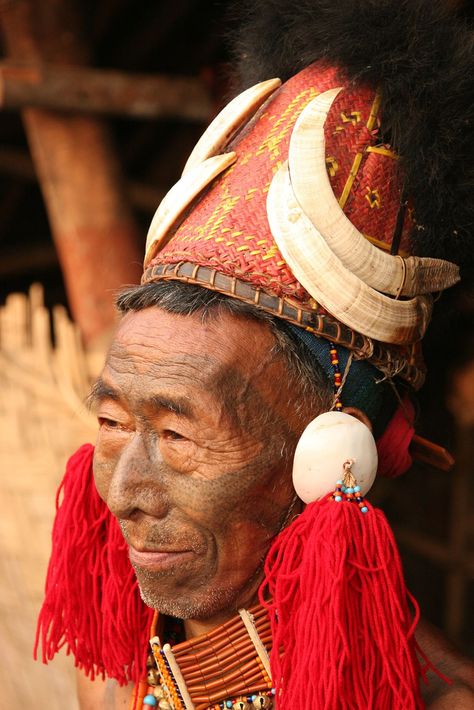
[0,0,144,344]
[0,62,212,121]
[0,146,166,213]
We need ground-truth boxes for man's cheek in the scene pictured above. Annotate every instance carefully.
[168,469,281,528]
[220,519,276,567]
[194,436,263,470]
[159,440,199,475]
[160,439,258,492]
[92,450,116,502]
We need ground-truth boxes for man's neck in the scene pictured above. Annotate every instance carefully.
[183,585,261,639]
[183,612,232,639]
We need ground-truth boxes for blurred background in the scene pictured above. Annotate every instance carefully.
[0,1,472,707]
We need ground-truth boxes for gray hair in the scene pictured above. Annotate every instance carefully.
[116,281,333,418]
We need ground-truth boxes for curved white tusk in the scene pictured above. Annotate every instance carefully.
[144,152,236,266]
[288,88,459,296]
[267,163,432,344]
[182,78,281,175]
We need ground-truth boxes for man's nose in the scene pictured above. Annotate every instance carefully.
[105,433,170,521]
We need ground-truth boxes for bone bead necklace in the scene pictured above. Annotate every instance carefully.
[133,604,275,710]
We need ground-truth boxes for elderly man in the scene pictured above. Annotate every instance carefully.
[37,1,474,708]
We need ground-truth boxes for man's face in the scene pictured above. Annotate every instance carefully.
[92,307,304,621]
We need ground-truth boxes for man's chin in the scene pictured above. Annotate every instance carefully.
[136,573,239,621]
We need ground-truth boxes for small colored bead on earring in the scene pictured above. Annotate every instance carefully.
[332,460,370,514]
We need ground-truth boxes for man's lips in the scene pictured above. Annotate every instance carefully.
[129,545,195,571]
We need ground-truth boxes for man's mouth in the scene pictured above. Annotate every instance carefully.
[128,545,196,571]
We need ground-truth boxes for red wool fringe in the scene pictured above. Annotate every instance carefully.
[34,444,153,686]
[260,497,430,710]
[377,398,415,478]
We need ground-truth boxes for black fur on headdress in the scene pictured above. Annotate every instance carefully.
[231,0,474,272]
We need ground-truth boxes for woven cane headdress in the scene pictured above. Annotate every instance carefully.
[142,1,473,393]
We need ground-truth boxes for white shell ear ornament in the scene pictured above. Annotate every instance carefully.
[292,411,378,510]
[292,342,377,512]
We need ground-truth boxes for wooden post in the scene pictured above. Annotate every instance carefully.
[0,0,144,344]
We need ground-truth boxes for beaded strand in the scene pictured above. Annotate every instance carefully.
[329,342,369,515]
[329,342,343,410]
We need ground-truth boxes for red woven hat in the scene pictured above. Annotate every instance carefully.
[142,61,459,390]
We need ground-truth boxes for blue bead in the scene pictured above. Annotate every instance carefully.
[252,696,257,702]
[226,702,233,708]
[361,506,368,514]
[334,495,342,502]
[354,485,361,492]
[346,487,354,494]
[143,695,157,707]
[336,479,343,485]
[341,485,346,492]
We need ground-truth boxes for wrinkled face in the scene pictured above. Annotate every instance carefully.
[92,307,304,621]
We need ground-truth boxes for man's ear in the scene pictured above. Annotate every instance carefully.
[341,406,373,432]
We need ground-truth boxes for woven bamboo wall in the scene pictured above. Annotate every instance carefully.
[0,286,101,709]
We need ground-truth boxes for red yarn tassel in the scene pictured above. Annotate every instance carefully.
[34,444,153,685]
[376,397,415,478]
[260,497,430,709]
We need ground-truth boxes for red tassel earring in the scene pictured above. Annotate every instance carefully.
[259,343,430,709]
[34,444,154,686]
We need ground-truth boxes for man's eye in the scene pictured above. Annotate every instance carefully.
[162,429,185,441]
[98,417,120,429]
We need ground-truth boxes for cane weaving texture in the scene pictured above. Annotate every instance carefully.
[149,63,412,288]
[144,62,425,385]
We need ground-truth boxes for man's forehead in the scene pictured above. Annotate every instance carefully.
[108,306,275,372]
[105,337,222,388]
[99,306,277,402]
[96,346,224,416]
